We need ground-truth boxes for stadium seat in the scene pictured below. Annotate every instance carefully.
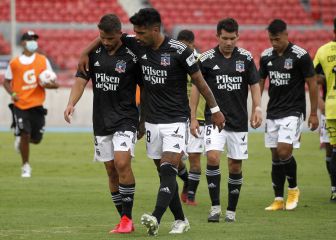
[0,34,10,55]
[1,0,128,23]
[149,0,315,31]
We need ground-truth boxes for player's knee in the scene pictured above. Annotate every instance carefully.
[114,159,131,173]
[277,148,291,161]
[207,152,220,165]
[178,159,185,170]
[190,165,201,172]
[228,160,242,174]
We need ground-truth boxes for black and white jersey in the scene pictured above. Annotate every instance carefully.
[121,34,200,124]
[76,44,142,136]
[200,46,259,132]
[259,42,315,119]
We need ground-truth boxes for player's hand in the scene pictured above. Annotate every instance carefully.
[42,82,59,89]
[250,108,262,129]
[308,113,319,131]
[211,111,225,132]
[190,118,200,138]
[64,105,75,123]
[137,120,145,140]
[11,94,19,102]
[78,53,89,75]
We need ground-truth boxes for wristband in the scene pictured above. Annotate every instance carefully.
[210,106,220,114]
[310,112,317,116]
[11,92,17,97]
[255,106,262,112]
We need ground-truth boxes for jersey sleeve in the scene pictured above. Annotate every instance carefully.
[4,64,12,80]
[121,34,139,55]
[258,56,268,79]
[178,47,200,75]
[299,53,315,78]
[198,59,207,81]
[246,58,260,85]
[134,64,144,86]
[45,58,54,72]
[75,69,90,80]
[313,48,323,74]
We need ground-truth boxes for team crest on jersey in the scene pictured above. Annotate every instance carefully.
[236,60,245,72]
[115,60,126,73]
[161,53,170,66]
[284,58,293,70]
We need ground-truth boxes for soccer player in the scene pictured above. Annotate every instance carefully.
[177,29,205,205]
[317,79,334,200]
[64,14,142,233]
[190,18,262,222]
[313,17,336,201]
[78,8,225,236]
[259,19,319,211]
[3,30,59,178]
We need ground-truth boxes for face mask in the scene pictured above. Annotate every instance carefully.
[26,40,38,52]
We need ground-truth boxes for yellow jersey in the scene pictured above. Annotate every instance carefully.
[313,41,336,119]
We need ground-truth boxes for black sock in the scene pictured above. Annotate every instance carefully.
[282,156,297,188]
[188,171,201,201]
[152,163,178,223]
[206,165,221,206]
[326,157,331,176]
[111,191,123,217]
[227,172,243,212]
[119,183,135,219]
[178,166,189,190]
[156,167,184,221]
[271,160,285,197]
[168,182,185,221]
[326,157,336,192]
[330,148,336,192]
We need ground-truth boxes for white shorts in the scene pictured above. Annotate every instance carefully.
[187,125,205,153]
[145,121,188,159]
[94,131,136,162]
[320,114,330,143]
[204,125,248,160]
[265,115,303,149]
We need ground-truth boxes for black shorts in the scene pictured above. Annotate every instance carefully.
[14,106,47,142]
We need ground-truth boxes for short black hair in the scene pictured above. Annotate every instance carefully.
[98,14,121,33]
[217,18,239,35]
[267,19,287,35]
[177,29,195,43]
[129,8,161,27]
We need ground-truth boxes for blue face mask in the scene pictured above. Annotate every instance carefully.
[26,40,38,53]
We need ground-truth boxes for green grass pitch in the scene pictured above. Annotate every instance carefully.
[0,131,335,239]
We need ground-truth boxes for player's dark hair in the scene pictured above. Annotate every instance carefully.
[98,14,121,33]
[177,29,195,43]
[267,19,287,35]
[129,8,161,27]
[217,18,239,35]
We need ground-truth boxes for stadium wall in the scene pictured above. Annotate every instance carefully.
[0,87,315,131]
